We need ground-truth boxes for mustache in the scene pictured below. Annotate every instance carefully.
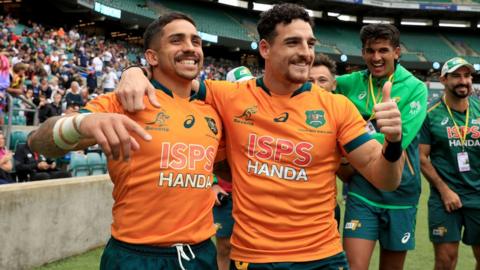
[290,56,312,65]
[174,53,199,62]
[454,84,470,90]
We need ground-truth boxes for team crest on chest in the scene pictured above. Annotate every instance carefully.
[145,109,170,131]
[205,117,218,135]
[305,110,326,128]
[234,105,257,125]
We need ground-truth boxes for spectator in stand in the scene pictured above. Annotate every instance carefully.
[100,66,118,93]
[65,81,83,106]
[86,65,97,94]
[28,75,41,105]
[39,77,52,100]
[22,88,36,125]
[0,54,10,125]
[9,62,27,96]
[64,102,79,115]
[92,53,103,75]
[39,92,63,122]
[49,76,64,98]
[15,132,71,182]
[0,132,14,184]
[103,49,113,66]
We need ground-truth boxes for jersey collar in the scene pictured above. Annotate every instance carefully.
[150,79,206,101]
[256,77,312,98]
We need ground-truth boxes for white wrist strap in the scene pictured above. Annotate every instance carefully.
[53,113,90,150]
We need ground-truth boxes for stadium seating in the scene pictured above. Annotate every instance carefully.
[86,152,107,175]
[96,0,157,18]
[158,0,252,41]
[401,32,457,62]
[315,25,362,56]
[9,130,28,151]
[69,152,90,177]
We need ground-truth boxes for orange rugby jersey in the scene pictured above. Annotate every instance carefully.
[202,78,371,262]
[83,79,222,246]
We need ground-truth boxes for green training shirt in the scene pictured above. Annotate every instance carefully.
[336,64,428,206]
[419,96,480,209]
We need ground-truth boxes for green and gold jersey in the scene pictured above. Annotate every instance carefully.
[336,64,428,206]
[419,96,480,209]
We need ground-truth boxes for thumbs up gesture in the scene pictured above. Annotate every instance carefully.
[373,81,402,142]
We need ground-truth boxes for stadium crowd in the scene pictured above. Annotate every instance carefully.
[0,14,260,184]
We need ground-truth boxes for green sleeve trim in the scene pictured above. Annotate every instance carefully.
[348,192,416,209]
[79,109,91,114]
[212,174,218,185]
[343,133,372,153]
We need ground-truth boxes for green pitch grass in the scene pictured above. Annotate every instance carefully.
[36,178,477,270]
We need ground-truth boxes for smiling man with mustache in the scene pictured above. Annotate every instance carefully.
[29,13,224,270]
[419,57,480,270]
[335,24,428,270]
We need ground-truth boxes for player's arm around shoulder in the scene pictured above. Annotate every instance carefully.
[345,82,404,191]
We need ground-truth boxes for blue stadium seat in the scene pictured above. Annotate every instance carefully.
[69,152,90,177]
[9,131,28,151]
[87,152,106,175]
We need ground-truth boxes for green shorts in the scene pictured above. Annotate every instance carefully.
[428,197,480,245]
[231,252,349,270]
[100,237,217,270]
[343,194,417,251]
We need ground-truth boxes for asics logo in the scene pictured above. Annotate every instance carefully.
[184,115,195,128]
[401,232,411,244]
[274,112,289,122]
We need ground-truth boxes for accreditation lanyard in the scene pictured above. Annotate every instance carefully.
[444,95,471,172]
[444,95,469,151]
[366,73,394,121]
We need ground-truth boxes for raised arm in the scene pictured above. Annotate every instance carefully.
[345,82,404,191]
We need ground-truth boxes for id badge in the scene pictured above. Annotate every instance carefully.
[366,120,376,135]
[457,152,470,172]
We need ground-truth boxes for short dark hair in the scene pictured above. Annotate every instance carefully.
[360,24,400,48]
[143,12,196,51]
[257,3,313,42]
[313,53,337,76]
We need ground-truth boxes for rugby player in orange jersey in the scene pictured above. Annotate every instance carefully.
[28,13,224,270]
[121,3,405,269]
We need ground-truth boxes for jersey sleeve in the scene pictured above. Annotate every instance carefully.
[81,93,124,114]
[418,114,432,145]
[335,95,372,153]
[398,81,428,149]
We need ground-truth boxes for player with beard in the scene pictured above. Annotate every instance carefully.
[419,57,480,270]
[114,4,405,269]
[28,13,223,270]
[334,24,428,270]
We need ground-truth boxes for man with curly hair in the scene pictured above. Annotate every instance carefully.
[106,3,405,269]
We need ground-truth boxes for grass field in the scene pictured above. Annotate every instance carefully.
[36,178,477,270]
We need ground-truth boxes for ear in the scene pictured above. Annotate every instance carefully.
[332,80,337,92]
[439,75,447,86]
[394,46,401,60]
[259,39,271,60]
[144,49,159,66]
